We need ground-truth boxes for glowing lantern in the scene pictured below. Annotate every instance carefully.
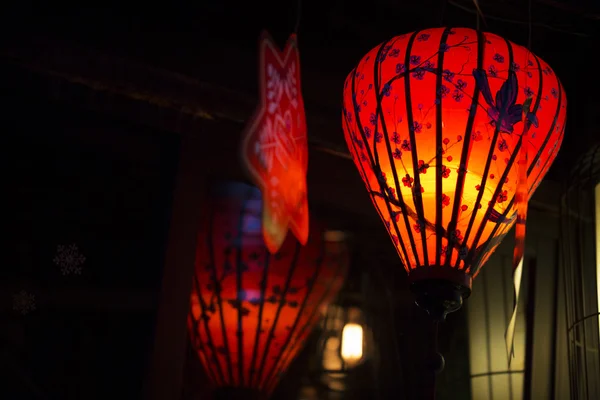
[342,27,566,319]
[188,182,348,399]
[315,302,370,394]
[341,322,364,363]
[320,305,368,366]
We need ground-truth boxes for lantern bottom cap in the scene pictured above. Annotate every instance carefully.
[213,387,266,400]
[407,265,472,291]
[410,278,469,321]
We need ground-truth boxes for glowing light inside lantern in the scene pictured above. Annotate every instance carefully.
[341,323,364,363]
[342,27,566,277]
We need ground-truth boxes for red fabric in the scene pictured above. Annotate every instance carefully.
[241,31,309,254]
[342,27,566,276]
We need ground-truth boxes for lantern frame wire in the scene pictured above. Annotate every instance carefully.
[567,314,600,353]
[311,268,378,399]
[561,143,600,399]
[318,302,368,375]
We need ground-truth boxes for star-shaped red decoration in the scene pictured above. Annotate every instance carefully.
[241,31,309,254]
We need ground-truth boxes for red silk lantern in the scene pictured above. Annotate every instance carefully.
[188,182,348,399]
[342,27,566,317]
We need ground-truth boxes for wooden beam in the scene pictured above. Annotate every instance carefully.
[0,38,344,148]
[0,40,564,229]
[142,134,207,400]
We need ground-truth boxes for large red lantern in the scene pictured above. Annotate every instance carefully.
[342,27,566,319]
[188,182,348,399]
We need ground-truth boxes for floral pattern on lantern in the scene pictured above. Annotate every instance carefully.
[188,182,348,395]
[342,27,566,277]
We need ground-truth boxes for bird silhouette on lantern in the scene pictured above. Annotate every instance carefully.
[188,182,349,400]
[342,27,566,322]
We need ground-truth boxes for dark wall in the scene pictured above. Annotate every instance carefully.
[1,71,180,399]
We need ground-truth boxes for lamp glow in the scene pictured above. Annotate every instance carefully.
[341,323,364,363]
[341,27,566,281]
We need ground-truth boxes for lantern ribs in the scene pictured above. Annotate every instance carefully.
[188,183,349,394]
[342,27,566,276]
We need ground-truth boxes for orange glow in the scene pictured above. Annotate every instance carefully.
[341,323,364,364]
[342,27,566,278]
[241,31,309,254]
[188,182,348,395]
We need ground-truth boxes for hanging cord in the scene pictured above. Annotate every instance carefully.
[360,272,383,400]
[524,0,533,87]
[423,319,444,400]
[449,1,588,37]
[472,0,487,29]
[432,321,440,361]
[293,0,302,35]
[528,0,533,50]
[523,0,533,90]
[374,257,404,395]
[438,0,448,26]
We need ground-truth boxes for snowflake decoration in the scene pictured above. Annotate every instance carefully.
[53,243,86,275]
[12,290,36,315]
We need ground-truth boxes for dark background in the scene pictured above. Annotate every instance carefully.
[1,0,598,399]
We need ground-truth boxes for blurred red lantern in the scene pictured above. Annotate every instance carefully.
[188,182,348,399]
[342,27,566,318]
